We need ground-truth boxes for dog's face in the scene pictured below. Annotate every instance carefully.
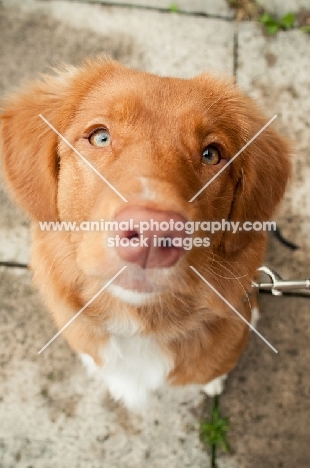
[0,59,290,305]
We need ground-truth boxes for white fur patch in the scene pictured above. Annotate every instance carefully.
[108,284,158,306]
[80,335,172,410]
[139,176,156,201]
[203,374,227,397]
[79,353,99,376]
[251,306,260,328]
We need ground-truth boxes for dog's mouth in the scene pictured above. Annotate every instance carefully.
[107,283,160,306]
[109,264,167,291]
[77,205,195,303]
[106,263,179,305]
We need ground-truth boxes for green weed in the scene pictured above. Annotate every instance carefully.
[200,395,230,468]
[169,3,180,13]
[258,12,295,35]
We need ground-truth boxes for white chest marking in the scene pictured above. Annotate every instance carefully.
[80,334,172,410]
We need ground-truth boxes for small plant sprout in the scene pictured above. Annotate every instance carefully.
[200,395,230,468]
[259,12,295,35]
[169,3,180,13]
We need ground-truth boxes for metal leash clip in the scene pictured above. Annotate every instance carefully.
[252,266,310,296]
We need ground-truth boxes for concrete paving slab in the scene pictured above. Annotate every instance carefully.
[48,0,234,18]
[33,0,234,77]
[232,21,310,467]
[1,2,309,467]
[0,190,30,265]
[0,0,234,263]
[219,287,310,468]
[0,267,215,468]
[237,22,310,278]
[257,0,310,16]
[1,261,309,467]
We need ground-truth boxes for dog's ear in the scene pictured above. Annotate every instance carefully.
[222,107,291,255]
[0,75,72,221]
[0,58,121,221]
[194,73,291,256]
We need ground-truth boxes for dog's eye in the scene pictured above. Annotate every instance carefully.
[202,145,221,165]
[89,128,111,147]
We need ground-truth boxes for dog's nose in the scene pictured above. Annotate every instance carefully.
[112,208,187,269]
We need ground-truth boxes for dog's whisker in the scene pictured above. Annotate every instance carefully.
[206,258,252,313]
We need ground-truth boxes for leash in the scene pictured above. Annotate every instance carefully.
[1,261,309,297]
[253,266,310,296]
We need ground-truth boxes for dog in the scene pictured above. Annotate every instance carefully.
[0,58,290,409]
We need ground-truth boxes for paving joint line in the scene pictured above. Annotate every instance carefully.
[233,17,239,81]
[0,261,28,269]
[38,0,235,21]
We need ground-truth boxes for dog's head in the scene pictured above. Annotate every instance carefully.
[0,58,291,304]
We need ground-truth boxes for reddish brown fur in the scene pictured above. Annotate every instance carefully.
[0,58,291,387]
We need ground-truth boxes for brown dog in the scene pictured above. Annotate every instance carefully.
[0,58,290,409]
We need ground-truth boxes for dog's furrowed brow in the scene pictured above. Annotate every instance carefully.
[77,78,229,142]
[78,90,148,127]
